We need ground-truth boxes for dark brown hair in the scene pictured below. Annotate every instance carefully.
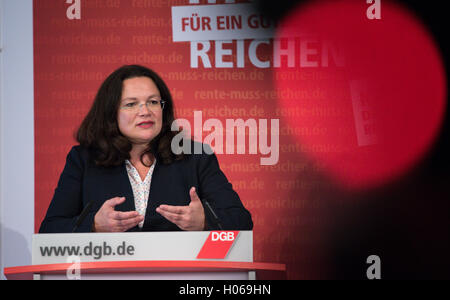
[76,65,184,167]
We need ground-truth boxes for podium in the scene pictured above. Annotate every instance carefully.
[4,231,286,280]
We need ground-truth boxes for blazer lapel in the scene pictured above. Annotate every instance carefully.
[146,161,177,208]
[142,160,191,230]
[147,161,162,207]
[110,163,136,213]
[145,162,189,211]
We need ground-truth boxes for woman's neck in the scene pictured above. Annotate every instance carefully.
[129,144,153,167]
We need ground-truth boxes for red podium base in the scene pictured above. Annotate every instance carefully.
[4,260,286,280]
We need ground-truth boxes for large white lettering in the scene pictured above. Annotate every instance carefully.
[190,39,345,69]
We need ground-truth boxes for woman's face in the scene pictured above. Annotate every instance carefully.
[117,76,164,146]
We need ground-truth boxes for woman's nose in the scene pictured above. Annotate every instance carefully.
[138,103,152,115]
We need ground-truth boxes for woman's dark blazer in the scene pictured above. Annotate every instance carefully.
[39,143,253,233]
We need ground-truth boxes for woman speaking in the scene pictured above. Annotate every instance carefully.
[39,65,253,233]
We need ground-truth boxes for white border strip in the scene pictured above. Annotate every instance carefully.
[0,0,35,280]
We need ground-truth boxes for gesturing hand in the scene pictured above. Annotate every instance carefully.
[156,187,206,231]
[93,197,144,232]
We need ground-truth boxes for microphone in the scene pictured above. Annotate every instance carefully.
[72,200,94,233]
[203,200,224,230]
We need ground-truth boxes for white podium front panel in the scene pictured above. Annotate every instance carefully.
[32,231,253,265]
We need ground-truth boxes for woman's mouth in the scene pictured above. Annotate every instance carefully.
[137,121,154,129]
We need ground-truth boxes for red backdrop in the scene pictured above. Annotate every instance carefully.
[34,0,448,279]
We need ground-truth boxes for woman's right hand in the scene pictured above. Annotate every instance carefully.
[93,197,144,232]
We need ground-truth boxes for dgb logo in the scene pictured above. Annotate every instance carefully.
[211,231,236,242]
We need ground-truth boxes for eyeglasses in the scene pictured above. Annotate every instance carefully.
[120,99,166,113]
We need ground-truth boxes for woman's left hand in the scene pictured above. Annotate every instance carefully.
[156,187,205,231]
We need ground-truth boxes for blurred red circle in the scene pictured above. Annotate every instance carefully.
[275,0,447,189]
